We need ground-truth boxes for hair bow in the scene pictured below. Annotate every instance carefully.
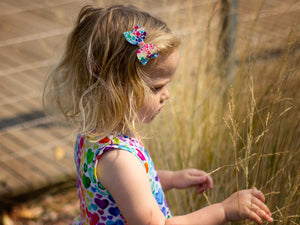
[124,25,159,65]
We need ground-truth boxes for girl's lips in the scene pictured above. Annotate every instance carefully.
[158,106,164,113]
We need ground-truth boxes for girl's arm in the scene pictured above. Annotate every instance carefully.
[166,188,273,225]
[97,150,166,225]
[158,169,213,193]
[97,151,272,225]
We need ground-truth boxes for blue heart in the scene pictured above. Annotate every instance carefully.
[107,219,125,225]
[155,188,164,204]
[109,195,116,203]
[108,207,120,216]
[91,203,97,211]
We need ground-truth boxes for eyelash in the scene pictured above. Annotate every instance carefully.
[151,86,164,93]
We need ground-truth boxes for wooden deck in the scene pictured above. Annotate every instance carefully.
[0,0,94,207]
[0,0,299,208]
[0,0,177,207]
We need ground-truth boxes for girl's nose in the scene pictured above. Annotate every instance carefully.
[161,89,170,102]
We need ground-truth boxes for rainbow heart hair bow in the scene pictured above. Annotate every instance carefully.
[124,25,159,65]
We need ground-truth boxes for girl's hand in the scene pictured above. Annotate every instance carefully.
[221,188,273,224]
[171,169,213,193]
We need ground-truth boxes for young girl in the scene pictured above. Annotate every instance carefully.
[43,5,273,225]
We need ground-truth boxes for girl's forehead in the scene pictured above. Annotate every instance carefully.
[148,49,179,81]
[151,72,173,84]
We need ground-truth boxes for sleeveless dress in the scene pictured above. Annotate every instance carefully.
[72,133,172,225]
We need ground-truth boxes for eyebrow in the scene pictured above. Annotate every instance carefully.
[152,78,172,86]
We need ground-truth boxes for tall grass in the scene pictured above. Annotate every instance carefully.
[142,1,299,224]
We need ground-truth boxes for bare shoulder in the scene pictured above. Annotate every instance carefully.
[96,149,165,225]
[96,149,144,186]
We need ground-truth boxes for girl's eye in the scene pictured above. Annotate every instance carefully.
[151,86,164,93]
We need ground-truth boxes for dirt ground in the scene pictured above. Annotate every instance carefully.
[1,184,79,225]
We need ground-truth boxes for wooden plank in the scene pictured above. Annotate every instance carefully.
[30,125,72,142]
[8,96,40,115]
[0,38,57,70]
[0,75,30,98]
[0,157,45,194]
[0,89,40,107]
[42,124,75,140]
[0,162,29,196]
[28,126,75,171]
[9,128,74,174]
[0,134,49,184]
[0,1,90,42]
[0,0,84,16]
[0,98,41,122]
[0,80,20,101]
[0,104,20,121]
[24,96,42,111]
[0,129,75,197]
[21,70,46,91]
[1,128,70,171]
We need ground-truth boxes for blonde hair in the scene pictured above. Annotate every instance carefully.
[43,5,180,139]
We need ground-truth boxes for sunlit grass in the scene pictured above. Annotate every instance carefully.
[97,0,299,223]
[142,2,299,224]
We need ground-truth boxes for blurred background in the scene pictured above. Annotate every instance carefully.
[0,0,299,224]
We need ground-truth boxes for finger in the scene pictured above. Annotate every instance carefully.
[196,188,204,194]
[247,210,263,225]
[189,170,213,190]
[206,175,214,189]
[188,170,213,186]
[252,187,265,202]
[196,183,207,193]
[188,169,211,181]
[249,204,273,224]
[251,198,272,219]
[189,174,207,186]
[256,209,273,223]
[188,169,207,176]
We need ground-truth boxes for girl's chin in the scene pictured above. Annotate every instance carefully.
[138,110,161,124]
[140,115,157,124]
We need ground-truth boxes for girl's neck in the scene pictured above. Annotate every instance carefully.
[114,124,139,140]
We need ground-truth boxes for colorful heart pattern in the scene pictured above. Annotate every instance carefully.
[123,24,159,65]
[72,133,171,224]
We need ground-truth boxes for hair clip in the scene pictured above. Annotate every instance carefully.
[124,24,159,65]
